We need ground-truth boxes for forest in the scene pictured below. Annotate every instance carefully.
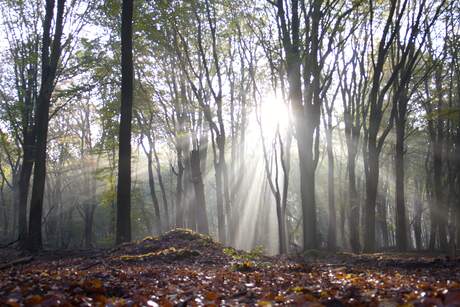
[0,0,460,306]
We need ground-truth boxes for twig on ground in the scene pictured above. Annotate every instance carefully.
[0,238,19,249]
[0,256,33,270]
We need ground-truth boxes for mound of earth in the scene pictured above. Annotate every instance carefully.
[109,228,232,265]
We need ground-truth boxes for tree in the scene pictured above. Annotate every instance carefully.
[338,23,369,252]
[27,0,67,252]
[136,110,163,234]
[322,87,339,251]
[169,0,230,241]
[116,0,134,244]
[0,0,41,247]
[274,0,352,250]
[362,0,409,252]
[389,0,445,252]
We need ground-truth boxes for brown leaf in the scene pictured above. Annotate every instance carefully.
[25,295,43,305]
[204,291,219,301]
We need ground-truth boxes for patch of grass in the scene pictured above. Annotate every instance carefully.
[224,245,265,261]
[247,245,265,259]
[223,247,240,258]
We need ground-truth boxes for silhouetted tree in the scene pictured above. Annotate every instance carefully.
[116,0,134,244]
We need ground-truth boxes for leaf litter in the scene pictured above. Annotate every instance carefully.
[1,229,460,306]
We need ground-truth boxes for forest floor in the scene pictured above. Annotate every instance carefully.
[1,229,460,306]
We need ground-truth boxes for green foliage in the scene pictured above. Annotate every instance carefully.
[425,107,460,122]
[223,245,265,261]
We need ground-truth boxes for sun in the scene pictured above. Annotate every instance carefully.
[260,92,290,134]
[245,91,291,153]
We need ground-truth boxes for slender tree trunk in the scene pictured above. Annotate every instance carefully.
[217,133,231,242]
[153,142,169,230]
[0,180,7,238]
[281,131,291,253]
[175,149,184,228]
[347,147,360,252]
[427,152,436,250]
[183,135,196,231]
[116,0,134,244]
[395,118,408,251]
[433,146,447,250]
[413,181,423,250]
[139,200,153,234]
[83,205,95,249]
[456,129,460,248]
[215,156,226,242]
[338,165,346,249]
[17,153,33,246]
[147,151,162,234]
[326,128,336,251]
[276,199,287,254]
[456,198,460,250]
[190,149,209,234]
[377,183,389,249]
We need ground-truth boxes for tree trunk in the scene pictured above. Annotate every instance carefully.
[139,200,153,235]
[183,135,196,231]
[326,128,336,251]
[433,145,447,250]
[279,129,292,254]
[116,0,134,245]
[364,137,379,252]
[276,0,322,251]
[413,181,423,250]
[175,149,184,228]
[0,180,7,238]
[153,142,169,230]
[17,153,33,246]
[147,152,162,234]
[377,183,389,249]
[395,118,407,251]
[83,205,95,249]
[347,145,360,252]
[215,156,226,243]
[339,177,346,249]
[456,198,460,250]
[276,199,287,254]
[27,0,66,252]
[297,121,318,249]
[190,149,209,234]
[427,156,436,250]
